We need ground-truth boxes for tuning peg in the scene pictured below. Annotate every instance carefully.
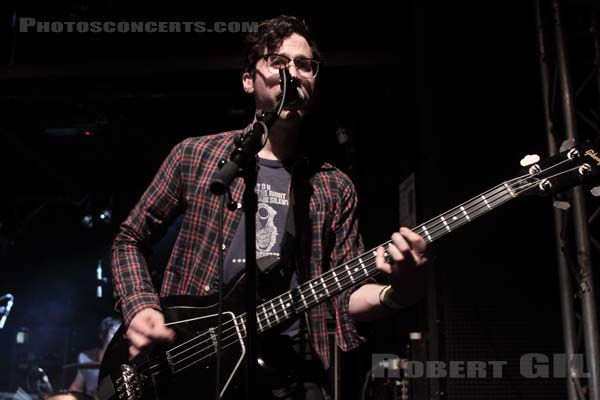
[560,139,575,153]
[538,179,552,191]
[579,164,592,175]
[553,200,571,210]
[591,187,600,197]
[520,154,540,167]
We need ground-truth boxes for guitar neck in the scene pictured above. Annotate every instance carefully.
[234,181,516,336]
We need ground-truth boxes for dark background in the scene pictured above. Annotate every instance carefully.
[1,1,600,399]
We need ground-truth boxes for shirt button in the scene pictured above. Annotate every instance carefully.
[204,285,211,292]
[222,244,227,251]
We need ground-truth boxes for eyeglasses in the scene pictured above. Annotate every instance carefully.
[262,54,321,79]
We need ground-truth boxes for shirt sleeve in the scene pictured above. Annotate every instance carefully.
[329,179,368,352]
[111,141,185,326]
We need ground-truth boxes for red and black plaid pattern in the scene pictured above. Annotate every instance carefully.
[111,129,366,368]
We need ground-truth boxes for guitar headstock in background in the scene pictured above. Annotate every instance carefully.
[510,141,600,199]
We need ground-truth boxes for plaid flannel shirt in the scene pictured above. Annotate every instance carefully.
[111,129,366,368]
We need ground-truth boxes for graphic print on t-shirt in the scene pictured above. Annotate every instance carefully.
[255,182,289,259]
[224,160,290,276]
[223,158,301,337]
[256,203,277,255]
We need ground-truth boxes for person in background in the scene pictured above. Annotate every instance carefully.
[68,316,121,396]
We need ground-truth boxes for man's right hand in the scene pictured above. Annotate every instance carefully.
[126,308,176,361]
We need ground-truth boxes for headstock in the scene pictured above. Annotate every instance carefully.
[509,142,600,198]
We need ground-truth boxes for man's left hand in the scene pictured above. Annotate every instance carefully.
[375,227,428,300]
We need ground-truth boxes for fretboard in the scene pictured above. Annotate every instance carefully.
[233,181,516,336]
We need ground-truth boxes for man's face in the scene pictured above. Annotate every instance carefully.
[243,33,317,125]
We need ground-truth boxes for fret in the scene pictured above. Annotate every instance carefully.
[299,290,308,308]
[481,195,492,209]
[333,270,343,290]
[320,277,329,296]
[440,216,451,232]
[309,281,318,300]
[261,304,271,328]
[352,262,362,276]
[447,209,467,231]
[345,264,355,283]
[286,292,295,313]
[421,225,432,242]
[503,182,516,197]
[460,206,471,221]
[270,301,279,323]
[279,297,289,318]
[358,257,369,277]
[236,316,247,338]
[256,312,264,331]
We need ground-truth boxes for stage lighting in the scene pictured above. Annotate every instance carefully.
[98,209,112,223]
[16,327,29,344]
[81,214,94,229]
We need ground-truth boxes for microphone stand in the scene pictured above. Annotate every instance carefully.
[209,68,293,400]
[0,294,14,329]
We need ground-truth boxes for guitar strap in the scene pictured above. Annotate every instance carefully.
[272,158,319,362]
[278,157,312,284]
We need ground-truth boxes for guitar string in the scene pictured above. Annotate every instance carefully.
[143,164,580,378]
[165,180,513,360]
[140,171,545,375]
[139,175,527,377]
[153,181,512,367]
[392,157,579,244]
[162,182,514,370]
[142,171,551,377]
[164,171,531,362]
[164,160,578,363]
[139,162,584,378]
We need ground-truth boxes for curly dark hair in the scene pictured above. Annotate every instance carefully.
[243,15,321,74]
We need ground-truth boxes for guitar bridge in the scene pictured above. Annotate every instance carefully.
[116,364,143,400]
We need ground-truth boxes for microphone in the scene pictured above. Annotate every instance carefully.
[0,294,14,329]
[278,68,305,107]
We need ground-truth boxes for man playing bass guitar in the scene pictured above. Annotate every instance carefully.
[111,15,428,400]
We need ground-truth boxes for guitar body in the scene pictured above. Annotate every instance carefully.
[99,278,249,400]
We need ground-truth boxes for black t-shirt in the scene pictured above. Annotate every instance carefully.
[223,157,301,338]
[224,158,327,396]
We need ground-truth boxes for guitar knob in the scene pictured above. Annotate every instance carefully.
[528,164,541,175]
[538,179,552,191]
[579,163,591,175]
[560,139,576,153]
[553,200,570,210]
[567,148,580,160]
[520,154,540,167]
